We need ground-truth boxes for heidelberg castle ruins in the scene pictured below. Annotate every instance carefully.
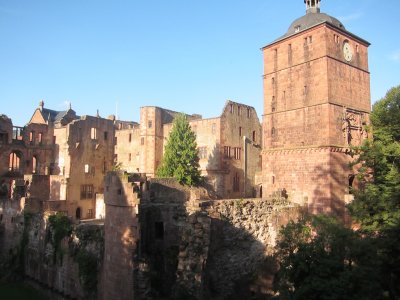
[1,0,371,222]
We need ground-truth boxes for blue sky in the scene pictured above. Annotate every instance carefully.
[1,0,399,126]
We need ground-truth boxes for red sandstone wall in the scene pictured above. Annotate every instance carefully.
[102,172,139,300]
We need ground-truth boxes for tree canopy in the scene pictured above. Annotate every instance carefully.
[157,114,201,186]
[274,85,400,299]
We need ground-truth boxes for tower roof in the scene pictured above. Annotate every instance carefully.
[262,0,369,48]
[286,12,345,36]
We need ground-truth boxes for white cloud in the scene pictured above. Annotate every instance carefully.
[338,12,364,22]
[389,51,400,62]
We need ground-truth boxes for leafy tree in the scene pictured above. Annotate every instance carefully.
[349,85,400,231]
[274,215,383,300]
[274,86,400,299]
[157,114,201,186]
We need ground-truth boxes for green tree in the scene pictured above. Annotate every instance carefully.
[347,86,400,299]
[274,86,400,299]
[157,114,201,185]
[274,215,383,300]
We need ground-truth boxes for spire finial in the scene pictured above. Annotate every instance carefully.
[304,0,321,14]
[39,100,44,111]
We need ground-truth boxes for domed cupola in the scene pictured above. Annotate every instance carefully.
[305,0,321,14]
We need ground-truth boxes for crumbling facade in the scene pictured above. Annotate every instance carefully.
[0,102,116,221]
[115,101,262,199]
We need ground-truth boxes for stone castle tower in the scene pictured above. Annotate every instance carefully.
[261,0,371,216]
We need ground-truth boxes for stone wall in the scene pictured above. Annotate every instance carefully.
[138,178,301,300]
[102,172,140,300]
[0,198,104,300]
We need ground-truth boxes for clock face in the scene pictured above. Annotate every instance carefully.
[343,42,353,62]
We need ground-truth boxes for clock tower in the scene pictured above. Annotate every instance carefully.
[261,0,371,216]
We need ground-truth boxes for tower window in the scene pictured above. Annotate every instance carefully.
[230,104,234,114]
[129,133,132,142]
[141,137,144,145]
[91,128,97,140]
[309,36,313,43]
[233,173,240,192]
[252,131,256,142]
[247,108,251,118]
[239,127,242,137]
[148,120,152,128]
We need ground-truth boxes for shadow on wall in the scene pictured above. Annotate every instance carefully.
[311,149,355,220]
[138,178,298,300]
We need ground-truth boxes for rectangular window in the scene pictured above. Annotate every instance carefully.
[104,131,108,140]
[129,153,132,161]
[53,136,56,144]
[80,185,94,199]
[198,146,207,159]
[91,128,97,140]
[237,106,241,116]
[224,146,231,158]
[211,123,216,134]
[233,147,241,160]
[84,164,90,173]
[114,136,118,145]
[38,132,43,144]
[252,131,256,142]
[103,159,107,174]
[87,209,93,219]
[239,127,242,137]
[148,120,152,128]
[0,133,8,144]
[155,222,164,240]
[247,108,251,118]
[29,131,34,143]
[141,137,144,145]
[129,133,132,142]
[230,104,234,114]
[233,173,240,192]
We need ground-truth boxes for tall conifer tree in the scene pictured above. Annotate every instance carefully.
[157,114,201,186]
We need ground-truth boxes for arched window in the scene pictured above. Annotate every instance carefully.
[9,151,22,173]
[32,156,38,174]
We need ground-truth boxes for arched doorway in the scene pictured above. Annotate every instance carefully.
[76,207,81,220]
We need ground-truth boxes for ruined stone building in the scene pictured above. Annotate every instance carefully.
[261,0,371,217]
[115,100,262,199]
[1,99,261,221]
[0,101,116,220]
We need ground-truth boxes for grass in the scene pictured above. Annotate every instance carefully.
[0,282,48,300]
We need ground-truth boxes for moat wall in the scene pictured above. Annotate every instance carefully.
[0,176,302,300]
[139,178,302,299]
[0,197,104,300]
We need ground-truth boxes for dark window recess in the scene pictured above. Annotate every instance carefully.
[80,185,94,199]
[104,131,108,140]
[155,222,164,240]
